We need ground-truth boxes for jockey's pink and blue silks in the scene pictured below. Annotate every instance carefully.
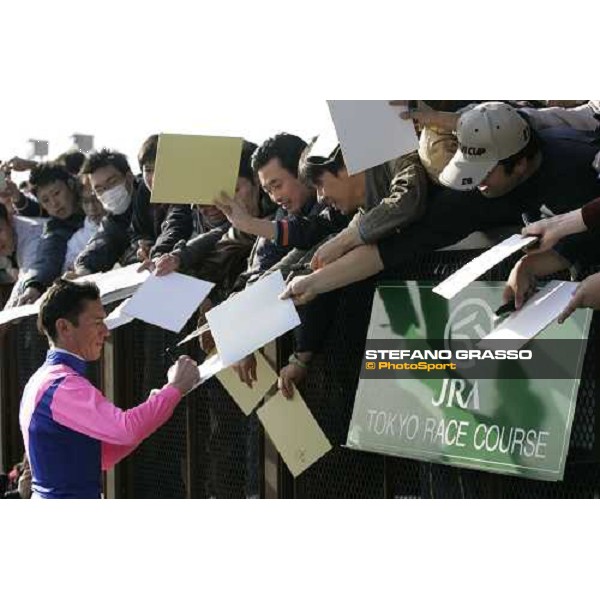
[20,349,182,499]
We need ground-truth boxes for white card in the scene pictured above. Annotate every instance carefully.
[0,265,149,327]
[433,234,538,300]
[0,302,40,326]
[123,272,214,333]
[327,100,419,175]
[78,263,150,304]
[104,298,135,330]
[206,271,300,365]
[481,281,579,348]
[199,352,226,382]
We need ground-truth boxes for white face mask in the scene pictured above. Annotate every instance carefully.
[100,183,131,215]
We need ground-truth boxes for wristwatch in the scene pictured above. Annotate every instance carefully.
[288,353,309,369]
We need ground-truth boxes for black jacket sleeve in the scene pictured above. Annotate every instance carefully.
[129,179,193,258]
[129,182,153,246]
[274,208,349,250]
[293,290,341,353]
[24,215,84,290]
[171,222,230,271]
[554,231,600,277]
[74,212,132,273]
[150,204,193,258]
[376,186,524,270]
[15,193,44,217]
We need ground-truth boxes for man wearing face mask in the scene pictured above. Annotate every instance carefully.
[76,147,193,274]
[74,150,148,275]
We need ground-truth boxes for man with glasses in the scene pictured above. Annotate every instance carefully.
[217,133,349,388]
[74,147,192,275]
[214,133,348,263]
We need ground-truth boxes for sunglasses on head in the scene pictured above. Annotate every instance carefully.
[302,141,343,167]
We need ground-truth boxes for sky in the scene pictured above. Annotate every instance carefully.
[0,96,335,175]
[0,2,341,171]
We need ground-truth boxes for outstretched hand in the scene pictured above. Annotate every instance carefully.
[558,273,600,324]
[389,101,459,131]
[279,275,318,305]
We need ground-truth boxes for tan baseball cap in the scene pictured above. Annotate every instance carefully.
[439,102,531,190]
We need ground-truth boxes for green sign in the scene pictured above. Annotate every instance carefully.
[347,281,592,481]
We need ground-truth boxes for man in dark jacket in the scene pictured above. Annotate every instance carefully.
[150,141,266,297]
[275,141,428,396]
[133,135,193,261]
[16,163,84,305]
[74,148,192,275]
[222,133,349,387]
[215,133,348,271]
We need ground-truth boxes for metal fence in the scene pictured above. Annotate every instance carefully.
[2,248,600,498]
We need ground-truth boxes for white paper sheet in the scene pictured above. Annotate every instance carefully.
[206,271,300,366]
[327,100,419,175]
[78,263,151,304]
[175,322,210,347]
[104,299,135,330]
[433,234,538,300]
[187,353,227,393]
[0,301,40,326]
[122,272,214,333]
[480,281,578,348]
[0,265,150,327]
[200,352,226,380]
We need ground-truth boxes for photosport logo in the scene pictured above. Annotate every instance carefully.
[443,298,495,368]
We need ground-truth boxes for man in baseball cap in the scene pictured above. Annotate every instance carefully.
[282,100,600,307]
[439,102,535,196]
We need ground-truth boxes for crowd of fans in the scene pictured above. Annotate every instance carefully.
[1,100,600,497]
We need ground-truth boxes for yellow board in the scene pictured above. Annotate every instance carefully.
[216,352,278,416]
[257,390,332,478]
[151,133,243,204]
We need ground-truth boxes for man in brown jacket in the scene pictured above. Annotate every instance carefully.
[300,144,428,272]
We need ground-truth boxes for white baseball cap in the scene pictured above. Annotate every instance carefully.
[439,102,531,191]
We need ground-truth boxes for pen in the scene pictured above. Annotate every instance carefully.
[494,299,516,317]
[164,345,178,362]
[521,212,541,249]
[495,284,540,317]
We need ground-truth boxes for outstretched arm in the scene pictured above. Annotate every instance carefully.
[50,356,199,469]
[281,244,384,305]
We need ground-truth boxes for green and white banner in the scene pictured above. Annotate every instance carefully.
[347,281,592,481]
